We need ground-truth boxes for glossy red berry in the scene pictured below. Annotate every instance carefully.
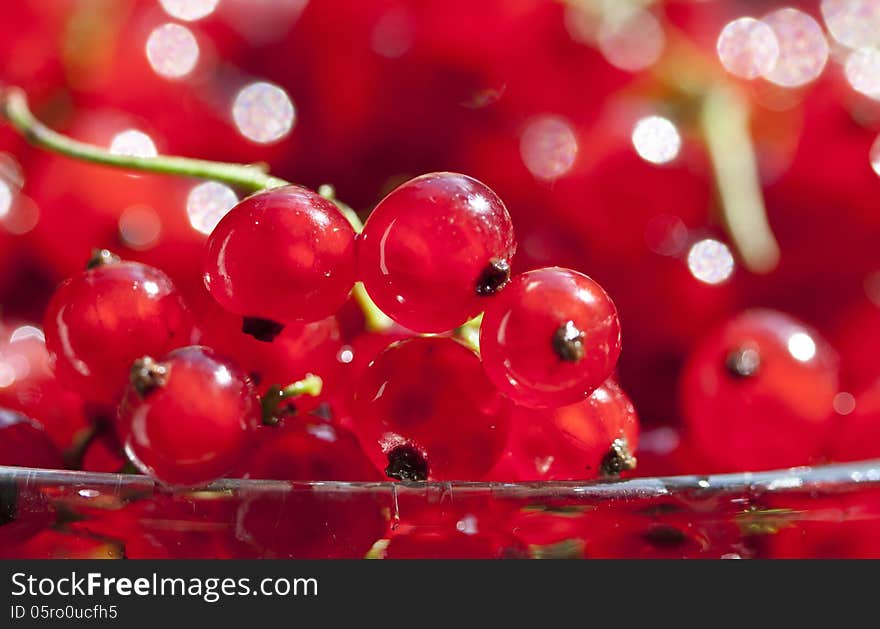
[681,310,839,472]
[480,267,622,408]
[489,380,639,481]
[239,418,381,481]
[44,257,195,404]
[0,408,64,469]
[353,336,511,480]
[358,172,516,332]
[118,346,260,486]
[203,185,357,339]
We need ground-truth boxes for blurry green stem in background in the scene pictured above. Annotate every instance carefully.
[0,87,289,193]
[0,86,394,331]
[700,84,781,274]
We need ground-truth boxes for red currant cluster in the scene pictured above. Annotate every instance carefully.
[3,171,631,487]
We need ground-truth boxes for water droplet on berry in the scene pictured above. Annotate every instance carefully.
[520,115,578,181]
[787,331,817,362]
[232,82,296,144]
[78,489,100,499]
[146,23,200,79]
[632,116,681,165]
[687,239,734,285]
[597,7,665,72]
[186,181,238,235]
[845,47,880,98]
[833,391,857,415]
[118,205,161,250]
[158,0,219,22]
[761,8,828,88]
[821,0,880,49]
[109,129,158,158]
[716,17,780,79]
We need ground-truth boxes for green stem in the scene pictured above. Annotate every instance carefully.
[261,374,323,425]
[700,84,780,274]
[279,373,324,398]
[0,87,288,193]
[1,87,396,331]
[454,313,482,354]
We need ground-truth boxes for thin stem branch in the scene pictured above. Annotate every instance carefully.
[1,86,397,331]
[0,87,288,193]
[279,373,324,399]
[261,374,324,425]
[700,84,780,274]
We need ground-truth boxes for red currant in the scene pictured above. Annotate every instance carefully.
[480,267,622,408]
[681,310,839,471]
[43,256,195,404]
[203,185,357,340]
[358,172,516,332]
[489,380,638,481]
[353,336,511,480]
[117,346,260,486]
[239,418,382,481]
[0,409,64,469]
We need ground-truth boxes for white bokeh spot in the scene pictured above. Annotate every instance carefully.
[232,82,296,144]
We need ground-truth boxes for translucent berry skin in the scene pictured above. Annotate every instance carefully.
[681,310,839,472]
[44,262,195,404]
[480,267,622,409]
[118,346,260,486]
[0,409,64,469]
[203,185,357,325]
[353,336,511,480]
[239,418,382,481]
[488,380,639,481]
[358,172,516,333]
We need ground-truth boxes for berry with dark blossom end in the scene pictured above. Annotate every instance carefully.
[358,172,516,333]
[480,267,622,409]
[487,380,638,481]
[352,336,511,480]
[0,409,64,470]
[203,185,357,339]
[43,258,195,404]
[118,346,260,486]
[681,310,839,472]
